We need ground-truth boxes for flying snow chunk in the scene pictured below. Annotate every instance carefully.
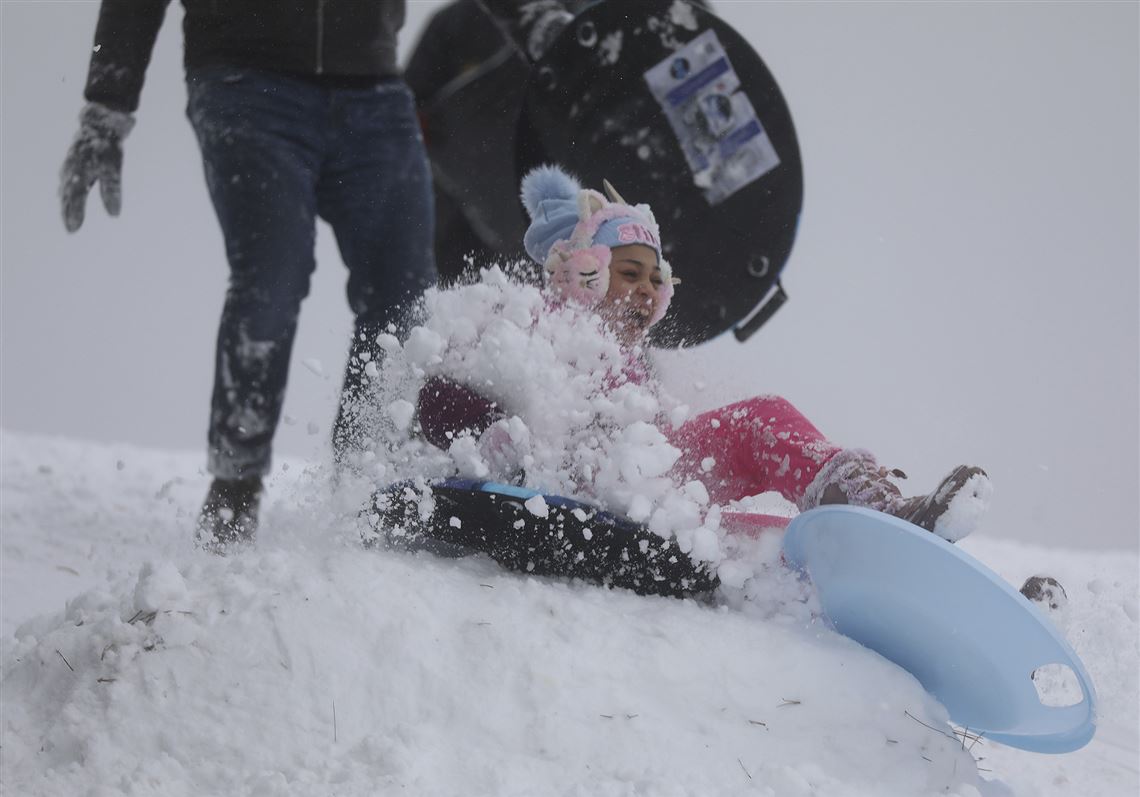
[387,400,415,431]
[669,404,691,427]
[599,30,623,65]
[524,495,550,518]
[404,326,444,366]
[717,559,754,590]
[301,358,324,377]
[670,0,699,29]
[627,494,652,522]
[688,527,721,563]
[375,332,401,353]
[448,436,490,479]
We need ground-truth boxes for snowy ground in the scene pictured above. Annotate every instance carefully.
[1,429,1137,796]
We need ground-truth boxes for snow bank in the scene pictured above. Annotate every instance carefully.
[959,536,1140,793]
[2,428,1136,796]
[4,545,985,796]
[0,430,1011,796]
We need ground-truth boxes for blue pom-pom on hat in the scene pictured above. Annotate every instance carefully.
[521,165,584,265]
[520,165,580,217]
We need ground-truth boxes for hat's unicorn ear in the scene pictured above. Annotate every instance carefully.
[577,189,605,222]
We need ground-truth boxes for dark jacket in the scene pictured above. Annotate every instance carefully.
[84,0,407,112]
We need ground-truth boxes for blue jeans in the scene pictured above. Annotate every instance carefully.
[187,67,436,479]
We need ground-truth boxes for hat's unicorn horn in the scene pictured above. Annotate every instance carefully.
[602,179,627,205]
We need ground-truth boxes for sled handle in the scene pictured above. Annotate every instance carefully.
[734,281,788,342]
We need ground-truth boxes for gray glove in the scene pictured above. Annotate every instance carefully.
[59,102,135,233]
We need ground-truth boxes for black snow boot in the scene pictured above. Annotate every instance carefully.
[195,476,263,553]
[1020,575,1068,613]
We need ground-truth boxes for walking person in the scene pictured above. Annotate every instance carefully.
[59,1,437,551]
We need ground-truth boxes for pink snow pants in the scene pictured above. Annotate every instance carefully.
[669,396,842,506]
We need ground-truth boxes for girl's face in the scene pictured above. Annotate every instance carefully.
[599,244,665,346]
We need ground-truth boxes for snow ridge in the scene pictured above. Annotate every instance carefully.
[2,431,1137,796]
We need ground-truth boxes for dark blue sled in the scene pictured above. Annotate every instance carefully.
[366,478,718,598]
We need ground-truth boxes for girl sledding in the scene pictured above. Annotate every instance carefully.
[359,164,992,596]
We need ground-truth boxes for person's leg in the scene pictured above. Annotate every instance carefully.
[186,67,323,544]
[432,187,496,285]
[670,395,991,542]
[187,68,324,479]
[670,395,842,506]
[316,79,437,467]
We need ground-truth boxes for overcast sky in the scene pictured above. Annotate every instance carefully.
[2,1,1137,549]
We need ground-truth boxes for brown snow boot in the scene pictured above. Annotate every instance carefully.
[195,476,263,553]
[800,449,991,542]
[891,464,990,539]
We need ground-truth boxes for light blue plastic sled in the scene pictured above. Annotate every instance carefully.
[782,505,1097,753]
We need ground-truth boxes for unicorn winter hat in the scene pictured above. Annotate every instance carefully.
[520,165,677,326]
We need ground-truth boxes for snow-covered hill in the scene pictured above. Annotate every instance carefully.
[1,430,1137,796]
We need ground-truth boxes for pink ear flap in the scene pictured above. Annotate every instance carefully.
[648,278,674,327]
[647,259,677,328]
[544,244,612,305]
